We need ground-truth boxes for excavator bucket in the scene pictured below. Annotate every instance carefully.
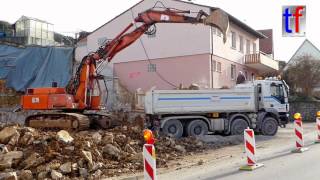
[204,9,229,43]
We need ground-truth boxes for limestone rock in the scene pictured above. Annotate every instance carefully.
[18,170,33,180]
[92,132,102,144]
[19,132,34,146]
[51,170,63,180]
[81,151,93,168]
[102,144,121,159]
[102,133,114,144]
[0,172,17,180]
[21,153,45,169]
[0,151,23,170]
[0,126,19,144]
[79,168,88,178]
[57,130,74,143]
[59,162,72,174]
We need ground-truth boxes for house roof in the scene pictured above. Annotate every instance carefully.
[283,39,320,71]
[88,0,266,39]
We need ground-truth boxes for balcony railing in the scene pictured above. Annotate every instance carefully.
[245,52,279,72]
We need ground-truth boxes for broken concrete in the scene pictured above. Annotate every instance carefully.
[18,170,33,180]
[103,144,121,159]
[51,170,63,180]
[59,162,72,174]
[0,126,18,144]
[57,130,74,143]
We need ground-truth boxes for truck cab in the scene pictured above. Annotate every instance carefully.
[255,78,289,126]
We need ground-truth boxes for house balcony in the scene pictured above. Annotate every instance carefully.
[245,52,279,74]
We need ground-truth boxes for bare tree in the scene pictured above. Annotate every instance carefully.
[284,55,320,97]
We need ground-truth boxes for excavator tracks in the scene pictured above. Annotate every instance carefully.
[25,113,90,131]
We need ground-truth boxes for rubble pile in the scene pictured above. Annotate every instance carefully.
[0,124,208,179]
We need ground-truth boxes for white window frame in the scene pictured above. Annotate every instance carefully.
[239,35,243,53]
[246,39,250,54]
[253,42,256,53]
[217,62,222,72]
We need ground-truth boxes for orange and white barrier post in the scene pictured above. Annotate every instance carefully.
[315,111,320,143]
[292,113,309,153]
[143,129,157,180]
[239,128,264,171]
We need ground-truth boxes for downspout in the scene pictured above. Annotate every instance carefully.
[210,26,214,89]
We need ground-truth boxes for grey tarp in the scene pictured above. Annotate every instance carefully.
[0,44,73,91]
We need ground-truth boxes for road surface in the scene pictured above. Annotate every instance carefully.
[114,122,318,180]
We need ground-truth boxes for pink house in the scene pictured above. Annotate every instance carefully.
[75,0,279,107]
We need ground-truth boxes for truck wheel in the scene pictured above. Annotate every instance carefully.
[230,118,249,135]
[261,117,278,136]
[162,120,183,138]
[186,120,208,137]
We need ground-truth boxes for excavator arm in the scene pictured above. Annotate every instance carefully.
[67,8,229,109]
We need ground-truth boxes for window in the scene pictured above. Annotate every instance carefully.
[231,31,236,49]
[239,35,243,53]
[270,83,285,103]
[253,42,256,53]
[212,60,216,72]
[231,64,236,80]
[148,64,156,72]
[217,62,222,72]
[246,39,250,54]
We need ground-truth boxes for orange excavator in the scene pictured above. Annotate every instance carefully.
[21,7,229,130]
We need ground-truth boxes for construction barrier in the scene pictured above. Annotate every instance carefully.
[292,113,309,153]
[143,144,157,180]
[239,128,264,171]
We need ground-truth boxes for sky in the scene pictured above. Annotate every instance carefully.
[1,0,319,61]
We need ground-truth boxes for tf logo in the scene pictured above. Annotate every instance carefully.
[282,6,306,37]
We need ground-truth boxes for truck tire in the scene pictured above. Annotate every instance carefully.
[261,117,278,136]
[230,118,249,135]
[186,120,208,137]
[162,119,183,138]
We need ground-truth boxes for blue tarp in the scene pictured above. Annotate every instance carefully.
[0,44,73,91]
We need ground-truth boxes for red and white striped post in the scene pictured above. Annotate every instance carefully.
[292,113,308,153]
[143,129,157,180]
[315,111,320,143]
[239,128,264,171]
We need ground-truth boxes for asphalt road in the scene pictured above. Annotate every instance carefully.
[115,123,319,180]
[156,123,319,180]
[206,143,320,180]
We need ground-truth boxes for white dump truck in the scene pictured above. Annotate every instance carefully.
[145,78,289,138]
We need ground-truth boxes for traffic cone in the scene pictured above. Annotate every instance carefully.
[239,128,264,171]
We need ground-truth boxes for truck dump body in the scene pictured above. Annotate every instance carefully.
[145,85,257,114]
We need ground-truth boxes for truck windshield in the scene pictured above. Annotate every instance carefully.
[271,83,285,103]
